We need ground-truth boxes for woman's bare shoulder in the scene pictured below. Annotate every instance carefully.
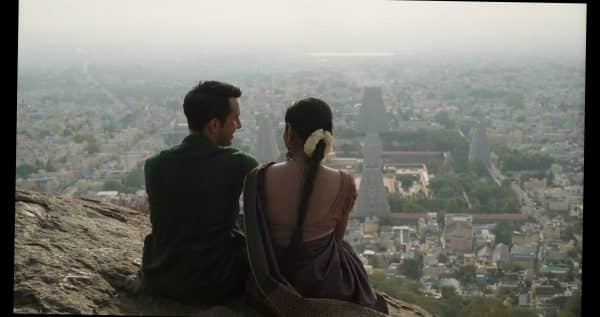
[322,165,354,178]
[264,161,288,175]
[265,161,300,183]
[320,164,343,178]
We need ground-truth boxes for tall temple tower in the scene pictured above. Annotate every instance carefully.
[357,87,389,133]
[468,121,491,166]
[352,133,391,218]
[255,115,280,163]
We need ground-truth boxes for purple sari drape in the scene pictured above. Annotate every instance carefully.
[243,163,387,316]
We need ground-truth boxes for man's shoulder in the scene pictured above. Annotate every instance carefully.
[144,144,183,169]
[144,152,162,166]
[223,147,259,165]
[147,144,185,161]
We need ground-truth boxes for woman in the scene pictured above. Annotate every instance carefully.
[243,97,388,316]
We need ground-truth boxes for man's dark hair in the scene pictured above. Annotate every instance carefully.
[183,80,242,131]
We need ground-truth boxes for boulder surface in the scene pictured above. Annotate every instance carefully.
[13,188,434,316]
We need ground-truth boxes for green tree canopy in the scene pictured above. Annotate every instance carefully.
[492,220,517,247]
[16,164,37,179]
[397,174,420,192]
[454,264,476,286]
[495,146,554,171]
[122,162,145,189]
[85,136,101,154]
[399,255,423,280]
[435,111,456,129]
[102,179,122,191]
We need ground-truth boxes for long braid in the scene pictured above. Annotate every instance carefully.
[282,97,332,274]
[287,140,326,252]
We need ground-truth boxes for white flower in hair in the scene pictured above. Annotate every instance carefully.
[304,129,334,158]
[323,130,333,156]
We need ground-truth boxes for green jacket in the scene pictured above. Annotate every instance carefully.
[140,133,259,303]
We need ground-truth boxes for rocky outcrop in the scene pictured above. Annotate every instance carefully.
[13,188,434,316]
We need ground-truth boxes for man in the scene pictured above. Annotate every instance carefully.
[139,81,259,304]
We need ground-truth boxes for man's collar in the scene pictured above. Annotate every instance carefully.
[182,133,218,149]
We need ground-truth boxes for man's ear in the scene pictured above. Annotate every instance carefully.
[206,118,220,134]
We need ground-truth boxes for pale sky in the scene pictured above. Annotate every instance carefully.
[18,1,586,64]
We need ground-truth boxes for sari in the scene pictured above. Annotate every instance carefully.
[242,163,389,316]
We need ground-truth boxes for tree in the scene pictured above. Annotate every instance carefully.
[399,255,423,280]
[122,162,145,189]
[437,210,446,229]
[560,224,581,242]
[560,291,581,317]
[496,146,553,171]
[469,161,488,177]
[502,261,524,272]
[62,127,73,137]
[510,307,538,317]
[441,285,458,299]
[16,164,37,179]
[564,264,576,282]
[519,171,545,186]
[45,160,57,172]
[446,197,469,213]
[85,136,101,154]
[388,193,406,212]
[435,110,456,129]
[492,221,515,247]
[454,265,476,285]
[397,174,419,192]
[103,179,122,191]
[546,171,555,186]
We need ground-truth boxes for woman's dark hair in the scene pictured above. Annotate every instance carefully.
[183,80,242,131]
[284,97,333,253]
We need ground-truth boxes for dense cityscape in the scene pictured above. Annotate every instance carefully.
[16,54,584,316]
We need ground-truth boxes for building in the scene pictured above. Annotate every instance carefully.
[475,244,494,265]
[443,214,474,254]
[510,244,538,270]
[517,279,530,307]
[473,228,496,250]
[493,243,510,265]
[357,87,389,133]
[353,134,391,218]
[548,198,570,213]
[392,226,415,251]
[381,151,443,166]
[363,216,380,234]
[254,115,280,163]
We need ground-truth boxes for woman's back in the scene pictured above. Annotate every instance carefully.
[264,161,348,247]
[242,97,385,313]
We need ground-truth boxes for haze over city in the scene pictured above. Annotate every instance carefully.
[19,1,586,68]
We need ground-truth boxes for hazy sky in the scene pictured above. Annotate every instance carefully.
[18,1,586,64]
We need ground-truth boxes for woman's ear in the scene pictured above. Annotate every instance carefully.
[285,124,296,147]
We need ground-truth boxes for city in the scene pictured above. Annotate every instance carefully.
[16,54,584,316]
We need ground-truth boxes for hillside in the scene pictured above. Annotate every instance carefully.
[13,188,434,316]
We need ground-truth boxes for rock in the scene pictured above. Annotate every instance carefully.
[14,188,435,316]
